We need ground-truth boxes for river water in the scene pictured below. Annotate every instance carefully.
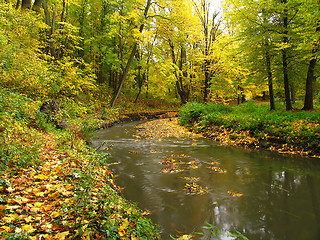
[91,121,320,239]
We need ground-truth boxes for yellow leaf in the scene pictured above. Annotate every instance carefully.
[3,214,19,223]
[21,215,33,223]
[6,205,20,210]
[21,224,36,233]
[52,211,62,218]
[0,226,12,233]
[54,231,69,240]
[177,235,193,240]
[34,202,43,208]
[35,174,49,180]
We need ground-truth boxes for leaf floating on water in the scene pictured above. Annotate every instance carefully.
[210,161,220,165]
[207,166,227,173]
[185,160,199,170]
[150,150,161,154]
[179,177,200,182]
[161,166,184,173]
[183,182,208,195]
[227,190,244,198]
[159,158,177,165]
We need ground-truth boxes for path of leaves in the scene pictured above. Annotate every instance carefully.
[136,118,201,139]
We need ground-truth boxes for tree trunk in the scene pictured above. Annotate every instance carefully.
[265,43,276,110]
[281,0,292,110]
[78,0,88,58]
[42,0,51,27]
[50,5,56,58]
[290,82,295,104]
[168,40,189,104]
[302,59,316,110]
[60,0,66,22]
[282,49,292,110]
[203,60,210,102]
[302,22,320,110]
[110,0,152,108]
[15,0,21,9]
[21,0,31,9]
[32,0,43,12]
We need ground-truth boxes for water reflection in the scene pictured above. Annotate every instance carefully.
[91,121,320,239]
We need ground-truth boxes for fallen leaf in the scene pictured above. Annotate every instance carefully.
[21,224,36,233]
[228,190,244,197]
[54,231,69,240]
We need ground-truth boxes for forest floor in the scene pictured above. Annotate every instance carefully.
[0,90,161,240]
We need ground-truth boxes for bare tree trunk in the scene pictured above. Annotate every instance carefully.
[290,82,295,104]
[192,0,219,102]
[42,0,51,26]
[302,60,316,110]
[15,0,21,9]
[302,22,320,110]
[78,0,88,58]
[32,0,43,12]
[110,0,152,108]
[50,5,56,58]
[265,42,276,110]
[21,0,31,9]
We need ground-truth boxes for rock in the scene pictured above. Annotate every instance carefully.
[40,100,60,116]
[39,100,67,129]
[56,119,68,129]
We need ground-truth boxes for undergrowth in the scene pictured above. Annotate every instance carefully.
[0,89,160,239]
[179,101,320,155]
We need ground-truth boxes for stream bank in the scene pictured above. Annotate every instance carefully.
[0,90,161,240]
[91,118,320,240]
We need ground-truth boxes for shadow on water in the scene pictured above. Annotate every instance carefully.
[90,121,320,240]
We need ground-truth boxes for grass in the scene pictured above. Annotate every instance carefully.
[179,101,320,156]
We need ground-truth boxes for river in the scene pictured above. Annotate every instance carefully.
[90,120,320,239]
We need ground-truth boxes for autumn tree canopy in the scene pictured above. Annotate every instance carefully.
[1,0,319,109]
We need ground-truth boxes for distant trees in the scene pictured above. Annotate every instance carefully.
[224,0,319,110]
[3,0,320,109]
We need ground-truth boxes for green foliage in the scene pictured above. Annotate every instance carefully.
[180,102,320,153]
[49,57,98,101]
[0,89,42,171]
[0,3,52,99]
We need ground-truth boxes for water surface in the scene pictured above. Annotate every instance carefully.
[91,121,320,239]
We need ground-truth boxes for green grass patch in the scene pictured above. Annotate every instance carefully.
[179,101,320,155]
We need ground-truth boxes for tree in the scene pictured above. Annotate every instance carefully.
[280,0,292,110]
[224,0,277,108]
[192,0,220,102]
[301,0,320,110]
[111,0,152,107]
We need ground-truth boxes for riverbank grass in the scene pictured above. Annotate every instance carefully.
[0,89,160,239]
[179,102,320,157]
